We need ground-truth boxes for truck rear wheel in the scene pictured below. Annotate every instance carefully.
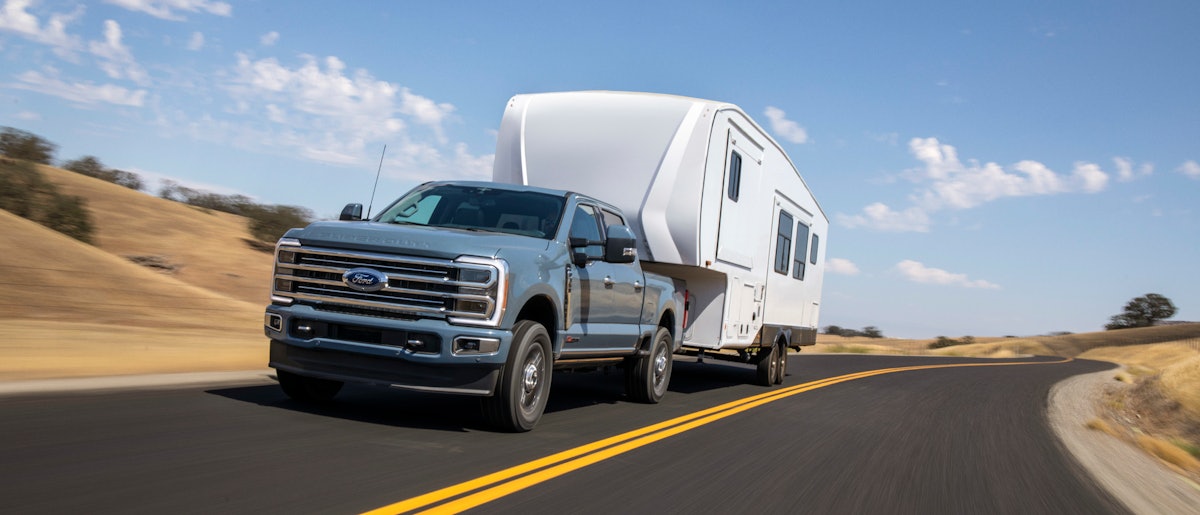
[482,320,552,432]
[626,326,673,403]
[277,370,343,403]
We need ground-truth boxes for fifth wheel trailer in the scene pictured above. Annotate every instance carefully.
[493,91,827,385]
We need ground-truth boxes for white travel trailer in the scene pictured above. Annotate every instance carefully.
[493,91,827,385]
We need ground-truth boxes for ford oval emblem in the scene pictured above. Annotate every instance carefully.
[342,268,388,292]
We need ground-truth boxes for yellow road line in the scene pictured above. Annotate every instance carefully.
[363,357,1071,515]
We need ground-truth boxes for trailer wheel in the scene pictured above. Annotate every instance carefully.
[754,343,778,387]
[277,370,343,403]
[773,341,788,385]
[482,320,552,432]
[626,327,673,403]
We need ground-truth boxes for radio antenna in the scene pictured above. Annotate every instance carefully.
[366,144,387,219]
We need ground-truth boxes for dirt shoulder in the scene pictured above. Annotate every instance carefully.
[1048,368,1200,514]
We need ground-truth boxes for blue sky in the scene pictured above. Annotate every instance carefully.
[2,0,1197,338]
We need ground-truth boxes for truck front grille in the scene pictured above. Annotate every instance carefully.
[271,241,506,326]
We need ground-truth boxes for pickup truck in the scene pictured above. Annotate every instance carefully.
[264,181,683,431]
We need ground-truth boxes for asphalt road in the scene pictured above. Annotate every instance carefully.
[0,354,1124,514]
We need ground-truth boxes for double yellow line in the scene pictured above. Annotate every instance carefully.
[362,357,1071,515]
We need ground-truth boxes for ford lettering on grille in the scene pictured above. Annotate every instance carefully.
[342,268,388,292]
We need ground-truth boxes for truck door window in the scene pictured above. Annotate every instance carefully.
[600,208,625,232]
[727,151,742,202]
[794,222,810,280]
[774,211,793,275]
[569,204,605,259]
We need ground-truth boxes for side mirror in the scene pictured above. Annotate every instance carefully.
[569,237,591,267]
[339,203,364,221]
[604,225,637,264]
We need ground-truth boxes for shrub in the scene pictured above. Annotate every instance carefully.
[62,155,144,191]
[0,127,56,164]
[0,159,95,243]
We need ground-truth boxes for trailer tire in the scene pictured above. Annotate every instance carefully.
[482,320,552,432]
[754,343,778,387]
[773,341,787,385]
[626,327,673,403]
[277,370,343,403]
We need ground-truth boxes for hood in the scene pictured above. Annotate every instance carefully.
[289,221,553,260]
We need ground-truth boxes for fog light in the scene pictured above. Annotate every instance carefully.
[295,322,314,338]
[265,313,283,332]
[453,337,500,355]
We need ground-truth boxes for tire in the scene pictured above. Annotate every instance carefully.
[773,341,788,385]
[626,327,673,403]
[482,320,552,432]
[754,342,778,387]
[277,370,343,403]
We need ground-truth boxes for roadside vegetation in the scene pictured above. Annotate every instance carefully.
[1,126,312,245]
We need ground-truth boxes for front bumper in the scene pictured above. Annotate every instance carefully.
[265,304,512,396]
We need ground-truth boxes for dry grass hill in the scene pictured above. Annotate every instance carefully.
[0,165,273,379]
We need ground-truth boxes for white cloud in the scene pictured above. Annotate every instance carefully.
[839,137,1115,232]
[836,202,930,233]
[0,0,84,56]
[895,260,999,289]
[399,87,455,143]
[827,258,860,276]
[1070,162,1108,193]
[1113,156,1152,182]
[1177,160,1200,180]
[186,31,204,50]
[217,53,489,178]
[14,69,146,106]
[88,19,147,84]
[104,0,231,21]
[763,106,808,144]
[260,30,279,46]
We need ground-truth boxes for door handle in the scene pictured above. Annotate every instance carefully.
[603,276,614,287]
[634,281,643,292]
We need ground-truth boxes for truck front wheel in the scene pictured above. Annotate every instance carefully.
[626,326,673,403]
[277,370,343,403]
[483,320,552,432]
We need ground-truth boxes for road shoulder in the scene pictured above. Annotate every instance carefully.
[1048,367,1200,515]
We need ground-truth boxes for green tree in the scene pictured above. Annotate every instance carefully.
[40,194,94,243]
[63,155,108,178]
[862,326,883,339]
[0,127,56,164]
[246,204,313,243]
[1105,293,1177,330]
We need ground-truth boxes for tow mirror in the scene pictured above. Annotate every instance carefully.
[340,203,364,221]
[569,237,591,267]
[604,225,637,264]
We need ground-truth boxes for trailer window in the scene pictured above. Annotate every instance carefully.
[794,222,810,280]
[774,211,793,275]
[810,234,820,265]
[727,151,742,202]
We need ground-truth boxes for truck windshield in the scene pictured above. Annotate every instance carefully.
[375,184,566,239]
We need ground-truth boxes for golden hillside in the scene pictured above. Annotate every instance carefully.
[37,164,274,305]
[0,166,273,379]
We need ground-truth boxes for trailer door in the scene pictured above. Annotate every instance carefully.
[715,123,763,270]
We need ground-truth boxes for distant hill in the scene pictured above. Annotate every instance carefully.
[35,164,275,305]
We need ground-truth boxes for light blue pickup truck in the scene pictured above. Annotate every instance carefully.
[264,181,683,431]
